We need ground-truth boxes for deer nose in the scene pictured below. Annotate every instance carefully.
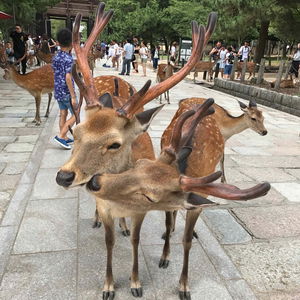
[86,174,101,192]
[56,171,75,187]
[262,130,268,136]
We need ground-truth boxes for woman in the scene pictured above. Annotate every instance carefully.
[132,37,140,73]
[139,42,148,76]
[151,45,160,71]
[40,34,50,54]
[290,43,300,80]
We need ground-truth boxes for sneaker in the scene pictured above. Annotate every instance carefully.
[54,136,71,150]
[118,73,124,75]
[126,73,130,76]
[65,138,74,144]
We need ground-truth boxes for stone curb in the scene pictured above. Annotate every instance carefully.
[213,78,300,117]
[0,104,58,283]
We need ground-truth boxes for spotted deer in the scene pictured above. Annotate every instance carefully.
[56,4,219,298]
[168,98,267,183]
[85,98,270,299]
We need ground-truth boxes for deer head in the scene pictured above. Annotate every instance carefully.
[56,3,218,188]
[238,99,267,136]
[86,99,271,211]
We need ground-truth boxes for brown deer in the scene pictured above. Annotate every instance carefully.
[270,79,295,88]
[56,3,218,298]
[191,60,215,82]
[85,98,270,299]
[236,61,256,79]
[163,98,267,183]
[35,48,54,64]
[156,62,177,104]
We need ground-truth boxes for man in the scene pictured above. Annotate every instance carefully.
[119,38,134,76]
[238,41,251,62]
[209,41,222,79]
[10,24,28,74]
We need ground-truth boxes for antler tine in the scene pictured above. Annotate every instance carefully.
[180,171,222,187]
[181,180,271,201]
[205,12,217,42]
[120,15,214,117]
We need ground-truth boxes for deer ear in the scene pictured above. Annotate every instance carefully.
[135,105,164,131]
[99,93,113,108]
[238,100,247,111]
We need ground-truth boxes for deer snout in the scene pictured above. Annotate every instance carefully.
[261,130,268,136]
[86,174,101,192]
[56,170,75,187]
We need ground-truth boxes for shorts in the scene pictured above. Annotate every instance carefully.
[141,58,147,64]
[224,64,233,75]
[57,95,75,114]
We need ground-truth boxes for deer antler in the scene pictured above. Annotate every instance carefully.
[73,3,113,107]
[118,12,217,118]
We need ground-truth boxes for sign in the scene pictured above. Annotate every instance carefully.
[178,39,192,66]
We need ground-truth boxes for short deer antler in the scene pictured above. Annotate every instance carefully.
[73,3,113,107]
[118,12,217,118]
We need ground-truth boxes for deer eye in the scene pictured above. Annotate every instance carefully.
[251,117,256,121]
[107,143,121,150]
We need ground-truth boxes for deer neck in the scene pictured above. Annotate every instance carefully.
[8,68,27,89]
[220,113,248,141]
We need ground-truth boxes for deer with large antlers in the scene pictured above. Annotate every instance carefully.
[84,98,270,299]
[162,97,267,183]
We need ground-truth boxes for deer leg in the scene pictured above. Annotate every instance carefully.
[159,211,174,269]
[92,208,102,228]
[167,90,170,104]
[34,95,41,125]
[101,213,116,300]
[220,152,227,183]
[159,94,162,104]
[45,93,52,117]
[179,209,202,300]
[161,210,177,239]
[130,213,146,297]
[119,217,130,236]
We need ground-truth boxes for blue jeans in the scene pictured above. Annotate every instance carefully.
[153,58,159,69]
[57,95,74,114]
[121,58,131,75]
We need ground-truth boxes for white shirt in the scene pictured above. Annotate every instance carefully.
[293,49,300,61]
[139,47,148,59]
[239,46,251,60]
[220,49,227,60]
[108,45,115,57]
[170,46,176,57]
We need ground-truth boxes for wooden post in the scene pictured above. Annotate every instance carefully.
[240,58,248,82]
[257,58,266,84]
[284,61,292,80]
[274,60,285,89]
[230,56,238,81]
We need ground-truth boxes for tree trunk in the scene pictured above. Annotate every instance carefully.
[254,20,270,63]
[163,36,168,56]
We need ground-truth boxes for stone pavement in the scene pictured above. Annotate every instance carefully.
[0,61,299,300]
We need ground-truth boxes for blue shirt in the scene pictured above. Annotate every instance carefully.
[52,50,74,101]
[124,43,134,60]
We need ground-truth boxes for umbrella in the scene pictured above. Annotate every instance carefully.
[0,11,13,19]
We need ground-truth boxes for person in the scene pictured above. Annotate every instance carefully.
[119,38,134,76]
[114,42,122,70]
[5,41,15,64]
[111,40,120,69]
[219,45,227,78]
[26,34,35,67]
[139,41,149,76]
[10,24,28,74]
[224,46,235,79]
[238,41,251,62]
[40,34,50,54]
[289,43,300,80]
[151,45,160,71]
[48,36,56,54]
[209,41,222,79]
[132,37,140,72]
[52,28,77,150]
[170,42,177,63]
[103,41,114,67]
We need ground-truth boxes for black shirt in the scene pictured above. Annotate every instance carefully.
[10,31,27,54]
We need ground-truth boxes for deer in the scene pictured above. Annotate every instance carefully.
[162,97,267,183]
[84,98,270,299]
[35,48,54,65]
[156,62,177,104]
[191,60,215,82]
[55,3,219,298]
[236,61,256,79]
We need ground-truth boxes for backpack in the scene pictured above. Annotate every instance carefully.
[228,53,234,64]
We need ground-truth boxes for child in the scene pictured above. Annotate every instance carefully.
[224,47,234,79]
[52,28,77,150]
[5,42,14,64]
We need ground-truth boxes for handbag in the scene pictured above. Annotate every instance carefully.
[131,54,136,62]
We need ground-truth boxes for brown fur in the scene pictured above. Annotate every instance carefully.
[236,61,256,79]
[191,61,215,82]
[156,63,175,103]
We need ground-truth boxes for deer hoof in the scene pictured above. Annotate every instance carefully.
[102,291,115,300]
[122,229,130,236]
[159,258,170,269]
[192,230,198,239]
[131,287,143,297]
[92,221,102,228]
[179,291,191,300]
[44,114,49,118]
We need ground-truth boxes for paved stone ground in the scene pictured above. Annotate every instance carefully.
[0,60,299,300]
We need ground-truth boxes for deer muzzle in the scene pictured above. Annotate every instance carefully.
[56,170,75,187]
[86,174,101,191]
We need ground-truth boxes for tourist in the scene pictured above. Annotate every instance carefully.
[289,43,300,80]
[219,45,227,78]
[5,41,14,64]
[209,41,222,79]
[224,46,235,79]
[170,42,177,63]
[132,37,139,72]
[139,41,149,76]
[119,38,134,76]
[238,41,251,62]
[151,45,160,71]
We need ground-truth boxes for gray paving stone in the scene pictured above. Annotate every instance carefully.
[0,251,77,300]
[3,162,26,175]
[222,167,253,183]
[79,188,95,220]
[202,209,252,244]
[0,152,30,163]
[0,162,5,173]
[0,128,15,135]
[143,244,233,300]
[15,127,41,135]
[225,240,300,294]
[4,142,34,153]
[285,168,300,180]
[0,191,11,221]
[31,168,78,200]
[13,198,78,254]
[232,147,272,156]
[78,219,156,300]
[225,279,257,300]
[0,174,21,190]
[232,205,300,239]
[16,135,39,143]
[241,167,296,182]
[0,122,26,128]
[0,136,16,143]
[40,148,72,169]
[272,182,300,203]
